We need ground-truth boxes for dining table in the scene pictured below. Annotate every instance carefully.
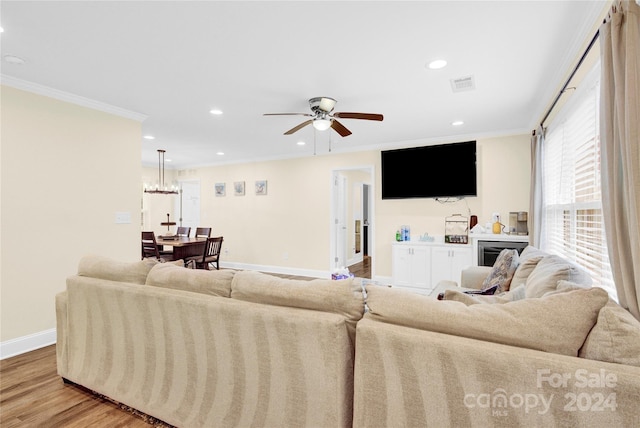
[156,236,207,261]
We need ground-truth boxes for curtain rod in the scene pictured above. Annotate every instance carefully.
[539,28,601,128]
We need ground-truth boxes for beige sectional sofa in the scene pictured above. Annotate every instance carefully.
[56,248,640,427]
[56,257,364,427]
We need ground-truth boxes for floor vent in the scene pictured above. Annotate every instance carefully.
[450,75,476,92]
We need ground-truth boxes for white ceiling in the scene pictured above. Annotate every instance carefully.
[0,1,607,169]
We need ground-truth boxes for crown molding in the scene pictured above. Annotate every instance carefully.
[0,74,148,122]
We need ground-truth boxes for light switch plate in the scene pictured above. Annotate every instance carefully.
[115,211,132,224]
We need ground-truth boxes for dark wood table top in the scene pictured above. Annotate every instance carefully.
[156,236,207,247]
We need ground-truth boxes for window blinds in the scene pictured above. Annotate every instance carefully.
[542,64,616,299]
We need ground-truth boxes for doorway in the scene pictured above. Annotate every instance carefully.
[330,166,374,279]
[176,180,201,232]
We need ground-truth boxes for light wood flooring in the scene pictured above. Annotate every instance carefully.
[0,260,371,426]
[270,256,371,280]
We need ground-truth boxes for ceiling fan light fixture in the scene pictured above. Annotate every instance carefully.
[313,118,332,131]
[318,97,337,112]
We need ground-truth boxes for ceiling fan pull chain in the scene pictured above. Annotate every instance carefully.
[313,128,317,156]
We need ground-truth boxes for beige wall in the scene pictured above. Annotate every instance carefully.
[1,86,142,345]
[151,134,530,279]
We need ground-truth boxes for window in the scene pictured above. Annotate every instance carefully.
[542,63,616,299]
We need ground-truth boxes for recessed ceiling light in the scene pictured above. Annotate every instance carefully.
[210,109,223,115]
[452,120,464,126]
[143,135,155,140]
[217,152,225,156]
[297,141,306,146]
[4,54,25,65]
[427,59,447,70]
[0,27,4,33]
[165,158,172,162]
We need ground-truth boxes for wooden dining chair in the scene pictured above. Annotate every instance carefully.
[176,226,191,237]
[195,227,212,238]
[185,236,223,270]
[141,231,170,261]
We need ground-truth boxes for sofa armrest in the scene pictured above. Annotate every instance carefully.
[460,266,492,289]
[55,291,68,377]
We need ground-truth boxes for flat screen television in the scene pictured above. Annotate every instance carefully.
[381,141,477,199]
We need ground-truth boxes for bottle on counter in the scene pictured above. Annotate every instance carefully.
[396,230,401,241]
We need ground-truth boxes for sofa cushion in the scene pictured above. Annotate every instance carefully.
[525,255,592,298]
[480,248,519,293]
[509,246,547,289]
[77,255,159,285]
[442,283,527,305]
[579,300,640,367]
[365,285,609,356]
[231,271,365,337]
[145,262,235,297]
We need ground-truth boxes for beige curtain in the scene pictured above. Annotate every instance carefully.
[529,126,544,248]
[600,0,640,320]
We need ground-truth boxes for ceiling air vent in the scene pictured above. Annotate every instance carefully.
[450,75,476,92]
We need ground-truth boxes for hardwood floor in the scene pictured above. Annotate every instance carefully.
[0,345,154,427]
[0,262,372,426]
[263,256,372,280]
[349,255,371,279]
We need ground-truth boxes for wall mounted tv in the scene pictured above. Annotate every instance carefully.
[381,140,477,199]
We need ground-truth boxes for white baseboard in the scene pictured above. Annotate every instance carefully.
[1,328,56,360]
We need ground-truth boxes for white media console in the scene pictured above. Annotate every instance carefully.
[391,233,529,295]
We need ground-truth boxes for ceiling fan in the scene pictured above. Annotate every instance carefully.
[264,97,383,137]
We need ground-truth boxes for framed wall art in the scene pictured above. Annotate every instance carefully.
[234,181,245,196]
[215,183,226,197]
[255,180,267,195]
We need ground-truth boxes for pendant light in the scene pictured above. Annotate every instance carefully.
[144,149,178,194]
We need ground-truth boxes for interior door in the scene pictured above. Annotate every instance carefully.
[333,172,347,270]
[176,180,200,233]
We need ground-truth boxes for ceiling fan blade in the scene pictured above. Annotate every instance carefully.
[331,119,352,137]
[284,120,313,135]
[333,112,384,121]
[263,113,313,117]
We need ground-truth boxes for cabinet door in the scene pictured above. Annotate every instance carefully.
[449,247,473,284]
[392,245,413,287]
[392,244,430,289]
[430,245,473,286]
[409,245,430,289]
[430,246,453,286]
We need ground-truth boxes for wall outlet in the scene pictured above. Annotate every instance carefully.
[283,252,289,260]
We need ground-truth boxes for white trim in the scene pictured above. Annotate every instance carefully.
[0,328,56,360]
[0,74,148,122]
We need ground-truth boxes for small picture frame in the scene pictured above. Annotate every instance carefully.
[255,180,267,195]
[234,181,245,196]
[214,183,226,197]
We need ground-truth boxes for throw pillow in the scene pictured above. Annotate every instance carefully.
[145,262,235,297]
[510,246,547,289]
[479,248,519,293]
[77,255,159,285]
[525,255,592,298]
[579,300,640,367]
[364,285,609,356]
